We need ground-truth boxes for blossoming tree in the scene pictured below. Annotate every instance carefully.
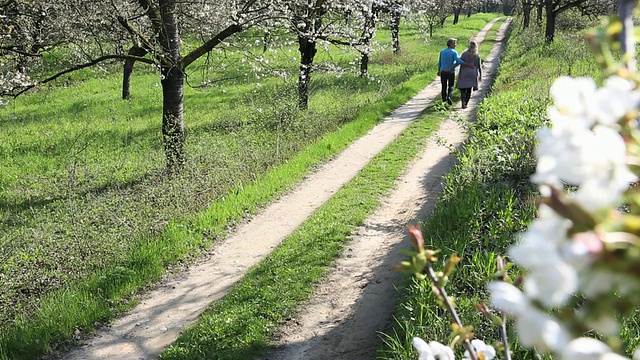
[1,0,287,172]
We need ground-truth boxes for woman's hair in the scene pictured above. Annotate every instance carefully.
[467,40,478,56]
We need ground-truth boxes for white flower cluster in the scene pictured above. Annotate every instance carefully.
[0,70,34,101]
[413,337,495,360]
[533,76,638,211]
[488,75,640,359]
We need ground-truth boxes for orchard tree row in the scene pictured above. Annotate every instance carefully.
[503,0,617,42]
[0,0,616,172]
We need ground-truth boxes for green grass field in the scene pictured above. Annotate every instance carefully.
[0,13,500,359]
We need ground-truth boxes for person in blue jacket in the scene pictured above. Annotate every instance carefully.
[437,38,466,105]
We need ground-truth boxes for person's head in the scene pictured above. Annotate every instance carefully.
[467,40,478,56]
[446,38,458,48]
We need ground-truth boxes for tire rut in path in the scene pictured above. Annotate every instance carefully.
[62,17,510,360]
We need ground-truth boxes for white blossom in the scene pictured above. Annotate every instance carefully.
[522,260,577,307]
[464,339,496,360]
[412,338,454,360]
[549,76,598,128]
[412,337,435,360]
[580,269,640,298]
[508,205,577,307]
[593,76,640,126]
[429,340,455,360]
[561,337,629,360]
[532,76,637,201]
[488,281,528,316]
[488,281,571,352]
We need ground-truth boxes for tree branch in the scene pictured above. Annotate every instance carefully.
[116,15,157,54]
[182,23,243,68]
[316,35,362,47]
[554,0,588,15]
[0,46,42,57]
[137,0,164,35]
[5,54,154,98]
[424,264,479,360]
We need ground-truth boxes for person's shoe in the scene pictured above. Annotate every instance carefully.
[447,99,452,105]
[462,105,467,109]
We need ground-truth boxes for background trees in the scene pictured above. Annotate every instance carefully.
[2,0,280,171]
[406,0,451,38]
[507,0,617,42]
[0,0,619,175]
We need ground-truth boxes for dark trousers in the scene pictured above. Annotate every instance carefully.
[459,88,472,107]
[440,71,455,104]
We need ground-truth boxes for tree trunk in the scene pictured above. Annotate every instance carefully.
[391,11,400,54]
[503,0,514,15]
[544,0,556,43]
[536,3,543,25]
[159,0,185,172]
[522,2,531,28]
[262,30,270,53]
[360,9,377,77]
[360,31,371,76]
[297,35,316,110]
[161,65,185,172]
[360,53,369,76]
[122,46,148,100]
[619,0,636,71]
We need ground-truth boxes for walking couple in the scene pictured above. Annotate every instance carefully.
[437,38,482,108]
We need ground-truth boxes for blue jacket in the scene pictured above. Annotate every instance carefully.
[438,48,465,72]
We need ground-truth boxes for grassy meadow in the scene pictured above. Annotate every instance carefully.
[380,18,640,360]
[0,13,500,359]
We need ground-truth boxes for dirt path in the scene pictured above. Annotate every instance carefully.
[62,18,511,360]
[259,18,512,360]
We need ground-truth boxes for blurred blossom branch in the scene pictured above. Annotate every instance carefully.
[401,3,640,360]
[397,224,481,360]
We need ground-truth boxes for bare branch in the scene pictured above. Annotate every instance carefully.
[117,15,157,54]
[182,23,243,68]
[0,46,42,57]
[6,54,154,98]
